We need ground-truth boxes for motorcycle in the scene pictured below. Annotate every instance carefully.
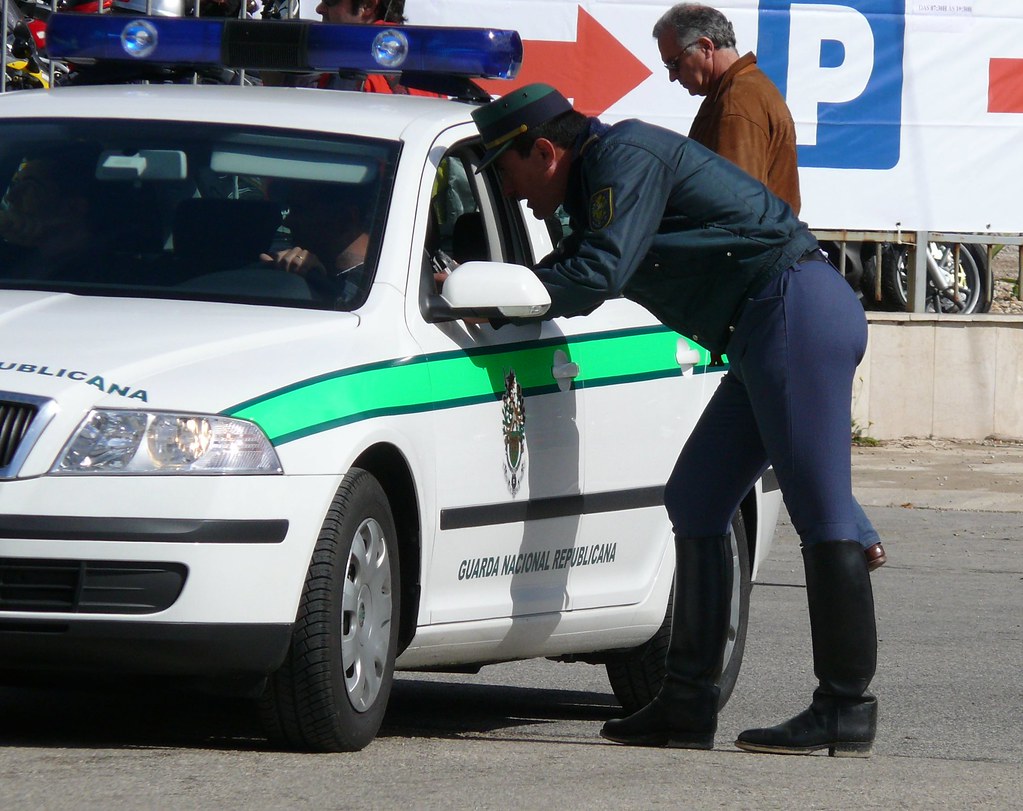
[822,239,991,315]
[4,5,48,90]
[868,241,988,314]
[3,0,73,91]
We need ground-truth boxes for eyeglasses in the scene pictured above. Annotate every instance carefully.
[663,40,701,72]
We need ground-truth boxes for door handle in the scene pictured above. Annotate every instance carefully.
[552,349,579,392]
[676,341,702,371]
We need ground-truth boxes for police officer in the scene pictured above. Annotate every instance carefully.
[469,84,878,756]
[653,1,886,573]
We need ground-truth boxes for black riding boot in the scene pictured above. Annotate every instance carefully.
[600,534,731,748]
[736,540,878,757]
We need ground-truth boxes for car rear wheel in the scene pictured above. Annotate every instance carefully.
[604,510,751,713]
[260,468,400,752]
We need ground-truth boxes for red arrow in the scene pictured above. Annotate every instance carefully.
[989,58,1023,113]
[477,6,652,116]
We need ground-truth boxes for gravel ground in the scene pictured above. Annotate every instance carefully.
[852,436,1023,510]
[990,245,1022,314]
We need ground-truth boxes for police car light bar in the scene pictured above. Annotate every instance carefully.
[45,15,523,80]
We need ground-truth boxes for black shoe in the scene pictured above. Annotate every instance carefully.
[735,692,876,757]
[600,694,715,749]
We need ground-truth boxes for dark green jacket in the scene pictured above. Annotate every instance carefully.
[535,118,816,354]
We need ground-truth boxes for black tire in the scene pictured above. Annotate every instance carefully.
[260,469,400,752]
[878,242,986,314]
[965,243,993,313]
[878,244,910,311]
[605,511,751,713]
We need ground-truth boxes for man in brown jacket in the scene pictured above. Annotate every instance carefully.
[652,4,887,573]
[653,3,801,215]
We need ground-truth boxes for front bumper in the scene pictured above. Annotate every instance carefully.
[0,617,292,677]
[0,473,340,680]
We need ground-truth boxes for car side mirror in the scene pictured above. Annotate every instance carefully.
[426,261,551,321]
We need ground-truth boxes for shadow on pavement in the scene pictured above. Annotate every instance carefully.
[0,672,619,751]
[381,676,619,739]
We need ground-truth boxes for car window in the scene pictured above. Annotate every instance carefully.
[419,141,552,322]
[425,143,543,265]
[0,120,398,310]
[428,153,489,265]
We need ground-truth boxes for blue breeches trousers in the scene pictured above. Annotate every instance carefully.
[665,258,874,547]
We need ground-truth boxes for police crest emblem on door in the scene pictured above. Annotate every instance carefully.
[502,369,526,495]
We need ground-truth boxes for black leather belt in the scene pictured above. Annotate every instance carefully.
[798,247,827,264]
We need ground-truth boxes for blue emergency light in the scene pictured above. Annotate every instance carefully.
[45,14,522,80]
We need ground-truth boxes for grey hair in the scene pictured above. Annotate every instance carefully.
[652,3,738,51]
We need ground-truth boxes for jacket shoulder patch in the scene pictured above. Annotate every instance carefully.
[589,187,614,230]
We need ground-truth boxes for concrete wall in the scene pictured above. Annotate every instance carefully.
[853,314,1023,441]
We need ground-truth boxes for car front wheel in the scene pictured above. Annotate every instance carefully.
[260,468,400,752]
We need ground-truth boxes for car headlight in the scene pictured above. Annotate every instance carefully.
[53,409,282,475]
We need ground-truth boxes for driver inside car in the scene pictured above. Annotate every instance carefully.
[260,179,372,299]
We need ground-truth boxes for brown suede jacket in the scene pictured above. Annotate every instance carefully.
[688,52,801,215]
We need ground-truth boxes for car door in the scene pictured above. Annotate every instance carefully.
[404,134,590,625]
[569,299,713,610]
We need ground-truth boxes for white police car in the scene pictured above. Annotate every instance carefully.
[0,14,781,751]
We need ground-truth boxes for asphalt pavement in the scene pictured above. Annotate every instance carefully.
[0,439,1020,809]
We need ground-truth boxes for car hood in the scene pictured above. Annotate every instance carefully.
[0,291,361,414]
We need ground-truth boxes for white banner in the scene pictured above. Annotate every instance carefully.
[399,0,1023,235]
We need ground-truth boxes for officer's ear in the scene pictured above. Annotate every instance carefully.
[532,137,559,170]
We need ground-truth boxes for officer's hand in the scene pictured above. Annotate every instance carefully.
[431,249,460,289]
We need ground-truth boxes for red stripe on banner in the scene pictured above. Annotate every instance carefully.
[989,58,1023,113]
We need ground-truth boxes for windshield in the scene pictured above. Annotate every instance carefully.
[0,120,398,310]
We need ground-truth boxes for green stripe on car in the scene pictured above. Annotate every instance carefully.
[224,326,716,445]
